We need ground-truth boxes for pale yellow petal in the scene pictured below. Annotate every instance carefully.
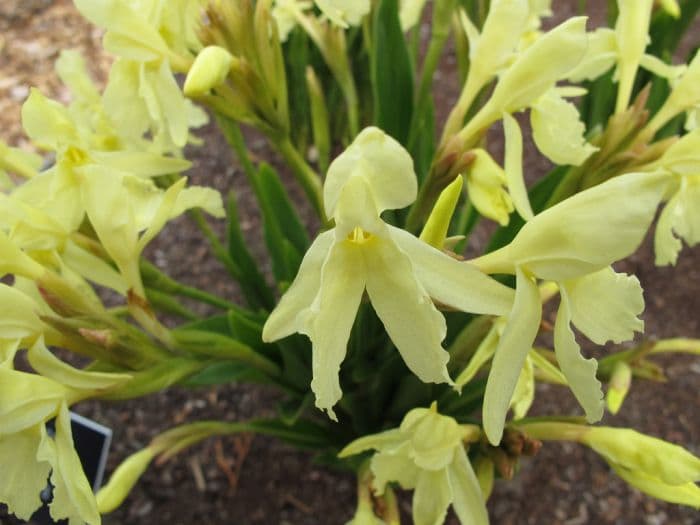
[315,0,370,27]
[370,444,420,493]
[530,89,598,166]
[44,404,101,525]
[563,267,644,345]
[401,407,465,470]
[472,172,669,280]
[567,28,616,82]
[338,428,404,458]
[364,237,452,386]
[324,127,416,218]
[263,230,334,341]
[455,324,499,389]
[502,112,533,220]
[483,267,541,445]
[0,425,51,520]
[465,149,514,225]
[420,176,463,249]
[21,89,77,150]
[449,448,490,525]
[654,187,683,265]
[0,283,43,340]
[510,355,534,420]
[55,50,100,104]
[306,240,366,418]
[0,231,44,279]
[74,0,169,59]
[389,226,514,316]
[488,17,588,114]
[399,0,428,31]
[89,151,191,178]
[614,0,653,111]
[469,0,530,81]
[554,290,604,423]
[412,469,452,525]
[0,367,65,434]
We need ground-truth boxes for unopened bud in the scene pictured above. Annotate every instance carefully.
[96,448,155,513]
[606,361,632,414]
[420,176,463,249]
[184,46,234,97]
[583,427,700,486]
[658,0,680,18]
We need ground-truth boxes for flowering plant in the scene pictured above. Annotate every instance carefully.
[1,0,700,523]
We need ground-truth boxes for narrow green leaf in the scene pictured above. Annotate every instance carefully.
[372,0,414,145]
[257,163,310,253]
[182,361,270,386]
[226,191,275,310]
[284,27,312,149]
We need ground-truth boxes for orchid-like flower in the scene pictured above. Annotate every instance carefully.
[271,0,313,42]
[339,403,488,525]
[315,0,371,28]
[16,89,223,297]
[272,0,370,41]
[73,0,207,149]
[471,171,669,444]
[458,17,594,162]
[446,5,594,170]
[263,127,515,418]
[0,317,130,523]
[568,0,686,113]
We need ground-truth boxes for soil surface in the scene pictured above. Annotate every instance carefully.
[1,1,699,524]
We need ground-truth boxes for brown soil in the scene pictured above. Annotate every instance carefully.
[1,1,699,524]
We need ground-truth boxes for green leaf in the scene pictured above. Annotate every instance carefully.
[226,191,275,309]
[372,0,414,145]
[580,69,616,132]
[277,392,314,425]
[412,98,436,185]
[284,28,312,149]
[226,308,278,361]
[182,361,269,386]
[178,314,231,335]
[245,418,332,449]
[256,163,308,282]
[144,288,198,321]
[386,375,433,421]
[647,0,700,58]
[277,336,313,390]
[257,163,310,254]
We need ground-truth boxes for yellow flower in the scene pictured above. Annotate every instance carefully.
[472,171,668,444]
[0,347,129,524]
[340,403,487,525]
[315,0,371,28]
[263,127,514,418]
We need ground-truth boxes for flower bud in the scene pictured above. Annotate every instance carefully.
[184,46,234,97]
[658,0,680,18]
[606,361,632,414]
[96,448,155,513]
[420,176,463,249]
[583,427,700,485]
